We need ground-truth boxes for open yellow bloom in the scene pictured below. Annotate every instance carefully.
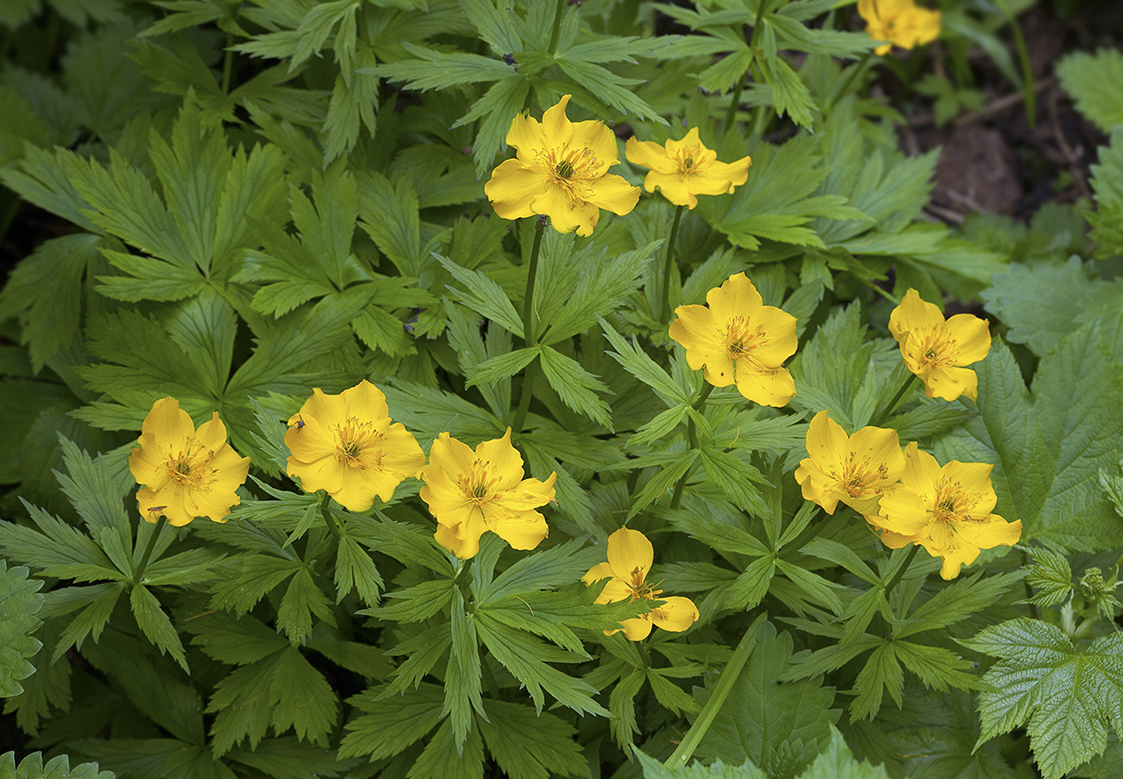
[285,381,425,512]
[582,527,699,641]
[418,429,556,559]
[889,289,991,402]
[484,94,640,237]
[857,0,941,56]
[624,128,751,210]
[794,410,905,516]
[668,272,797,407]
[128,398,250,527]
[870,443,1022,580]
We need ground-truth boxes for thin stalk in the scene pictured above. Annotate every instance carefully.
[663,613,767,769]
[0,196,21,246]
[995,0,1036,128]
[829,50,873,109]
[720,77,746,142]
[547,0,568,56]
[511,217,547,435]
[660,204,685,321]
[873,372,918,426]
[669,383,714,509]
[882,543,921,599]
[1020,549,1039,620]
[319,492,343,542]
[855,274,900,305]
[222,30,235,93]
[134,516,168,583]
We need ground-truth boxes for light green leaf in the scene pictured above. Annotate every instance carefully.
[964,618,1123,779]
[0,751,116,779]
[537,346,613,428]
[1056,49,1123,133]
[129,585,188,671]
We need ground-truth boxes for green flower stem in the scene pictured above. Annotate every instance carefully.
[669,383,714,509]
[829,50,873,109]
[547,0,568,55]
[663,612,767,769]
[882,543,921,599]
[660,204,685,321]
[720,76,746,142]
[511,216,547,436]
[133,515,168,583]
[222,31,235,93]
[995,0,1036,128]
[319,492,343,542]
[873,372,918,426]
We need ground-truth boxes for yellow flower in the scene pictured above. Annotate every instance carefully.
[668,272,798,407]
[484,94,640,237]
[418,429,556,559]
[128,397,251,527]
[624,127,751,209]
[794,410,905,516]
[857,0,941,56]
[285,380,425,512]
[869,443,1022,580]
[582,527,699,641]
[889,289,991,402]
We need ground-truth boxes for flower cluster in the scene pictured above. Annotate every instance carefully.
[485,96,752,235]
[795,412,1021,579]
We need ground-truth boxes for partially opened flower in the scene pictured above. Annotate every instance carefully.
[285,380,425,512]
[625,128,751,209]
[889,289,991,402]
[668,272,798,407]
[419,429,556,559]
[583,527,699,641]
[857,0,941,56]
[129,397,251,527]
[484,94,640,237]
[794,410,906,516]
[869,443,1022,580]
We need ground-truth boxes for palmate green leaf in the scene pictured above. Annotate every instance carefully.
[1087,128,1123,258]
[434,253,524,338]
[339,682,445,761]
[475,613,608,717]
[698,446,769,517]
[0,751,116,779]
[628,450,699,520]
[599,316,688,405]
[412,717,485,779]
[1056,48,1123,133]
[454,75,530,177]
[0,501,119,583]
[129,585,188,672]
[538,346,613,428]
[378,42,516,90]
[932,321,1123,552]
[696,621,839,777]
[964,618,1123,779]
[225,737,357,779]
[62,19,145,139]
[0,233,98,371]
[445,588,484,750]
[465,347,540,389]
[75,739,237,779]
[477,698,588,779]
[0,146,99,233]
[795,727,891,779]
[277,566,336,646]
[324,47,379,163]
[757,54,815,129]
[0,562,44,699]
[46,583,124,663]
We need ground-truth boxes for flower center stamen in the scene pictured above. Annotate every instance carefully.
[334,417,385,470]
[165,438,216,492]
[722,316,766,362]
[459,459,504,507]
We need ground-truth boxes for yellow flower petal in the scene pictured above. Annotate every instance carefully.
[606,526,653,584]
[651,596,699,633]
[627,127,751,209]
[943,313,992,365]
[625,137,677,174]
[621,617,655,641]
[484,159,546,221]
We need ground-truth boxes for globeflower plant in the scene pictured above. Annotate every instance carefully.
[669,272,798,406]
[583,527,699,640]
[625,128,751,209]
[871,443,1023,579]
[484,94,640,236]
[0,2,1117,778]
[418,429,557,559]
[285,380,426,512]
[889,289,992,401]
[128,397,251,527]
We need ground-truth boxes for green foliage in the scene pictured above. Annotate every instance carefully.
[1056,48,1123,134]
[0,752,116,779]
[964,618,1123,779]
[0,561,44,698]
